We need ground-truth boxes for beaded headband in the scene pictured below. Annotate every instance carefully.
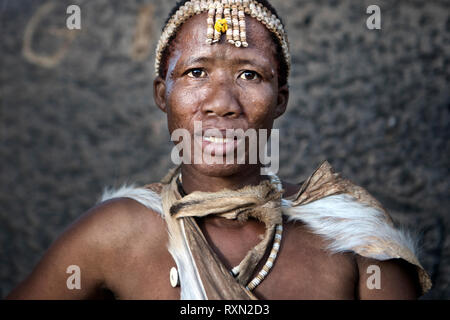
[155,0,290,79]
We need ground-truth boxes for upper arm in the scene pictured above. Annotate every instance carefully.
[356,255,421,300]
[6,198,145,300]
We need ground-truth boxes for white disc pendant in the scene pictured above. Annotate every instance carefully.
[170,267,179,288]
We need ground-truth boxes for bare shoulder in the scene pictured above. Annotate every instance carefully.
[355,255,421,299]
[7,195,167,299]
[44,195,167,265]
[83,196,166,248]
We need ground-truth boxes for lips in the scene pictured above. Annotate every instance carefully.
[194,128,244,137]
[202,136,234,144]
[199,135,238,157]
[193,128,243,157]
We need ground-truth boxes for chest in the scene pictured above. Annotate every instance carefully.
[252,227,358,299]
[109,222,358,300]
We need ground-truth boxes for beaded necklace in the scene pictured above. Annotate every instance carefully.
[176,173,283,292]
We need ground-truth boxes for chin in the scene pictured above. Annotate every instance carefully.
[188,162,257,178]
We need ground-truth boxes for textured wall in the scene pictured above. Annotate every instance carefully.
[0,0,449,299]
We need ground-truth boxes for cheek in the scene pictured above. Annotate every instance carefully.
[166,82,206,131]
[241,83,278,125]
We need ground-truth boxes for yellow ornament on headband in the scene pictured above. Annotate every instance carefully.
[214,18,228,33]
[155,0,291,79]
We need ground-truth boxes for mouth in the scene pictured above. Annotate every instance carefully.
[194,129,243,157]
[202,136,236,144]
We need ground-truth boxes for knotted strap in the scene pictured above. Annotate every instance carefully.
[161,167,283,299]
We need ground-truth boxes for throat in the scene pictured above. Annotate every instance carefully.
[198,215,264,230]
[196,216,266,265]
[179,165,268,194]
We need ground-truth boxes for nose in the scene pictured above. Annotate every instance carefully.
[202,82,242,118]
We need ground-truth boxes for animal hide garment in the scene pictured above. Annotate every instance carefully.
[100,161,432,299]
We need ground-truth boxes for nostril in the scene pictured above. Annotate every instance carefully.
[224,112,235,117]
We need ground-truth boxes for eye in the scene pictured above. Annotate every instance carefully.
[239,70,260,81]
[186,68,207,78]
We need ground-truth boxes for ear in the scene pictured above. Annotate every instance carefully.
[153,76,167,113]
[274,84,289,119]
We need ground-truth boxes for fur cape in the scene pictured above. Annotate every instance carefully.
[100,162,432,298]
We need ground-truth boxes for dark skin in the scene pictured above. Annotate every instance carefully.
[7,13,421,300]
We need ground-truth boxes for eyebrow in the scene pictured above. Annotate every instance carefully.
[183,56,211,66]
[181,56,271,71]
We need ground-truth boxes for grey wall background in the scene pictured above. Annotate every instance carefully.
[0,0,449,299]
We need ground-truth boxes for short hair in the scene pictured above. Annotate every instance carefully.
[158,0,289,87]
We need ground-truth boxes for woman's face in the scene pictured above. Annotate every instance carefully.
[154,12,289,177]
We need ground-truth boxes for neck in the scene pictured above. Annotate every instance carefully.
[180,164,268,194]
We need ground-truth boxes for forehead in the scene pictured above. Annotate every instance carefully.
[167,12,278,67]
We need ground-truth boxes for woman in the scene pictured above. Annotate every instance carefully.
[7,0,430,300]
